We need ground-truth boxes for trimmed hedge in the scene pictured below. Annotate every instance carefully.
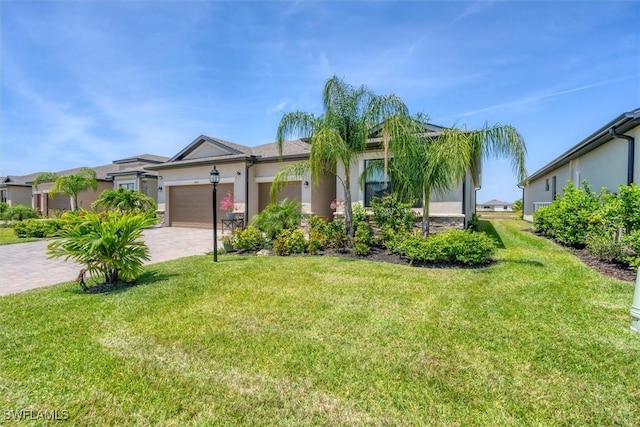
[13,219,66,238]
[396,229,496,266]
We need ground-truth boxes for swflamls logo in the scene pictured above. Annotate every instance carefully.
[4,409,69,421]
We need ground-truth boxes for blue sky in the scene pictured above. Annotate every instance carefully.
[1,1,638,203]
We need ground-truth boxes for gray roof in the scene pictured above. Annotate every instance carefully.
[1,172,42,187]
[112,154,170,164]
[478,199,511,206]
[526,108,640,183]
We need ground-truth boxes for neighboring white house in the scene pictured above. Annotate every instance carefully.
[477,199,513,212]
[523,108,640,222]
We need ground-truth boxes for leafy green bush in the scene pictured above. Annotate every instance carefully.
[371,193,417,233]
[308,215,327,249]
[353,221,373,256]
[397,229,496,266]
[274,228,306,256]
[251,198,303,240]
[234,226,266,252]
[325,219,348,249]
[13,219,66,238]
[47,210,158,288]
[617,183,640,233]
[92,187,157,215]
[0,202,8,218]
[585,232,622,263]
[533,181,599,247]
[620,230,640,270]
[351,203,368,224]
[2,204,40,221]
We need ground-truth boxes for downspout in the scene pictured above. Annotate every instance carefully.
[244,155,257,227]
[609,128,635,185]
[517,183,525,219]
[461,177,466,228]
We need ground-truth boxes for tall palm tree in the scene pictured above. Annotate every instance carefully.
[274,75,411,244]
[34,167,98,211]
[388,122,527,236]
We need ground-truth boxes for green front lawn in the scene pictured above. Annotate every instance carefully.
[0,227,38,245]
[1,220,638,425]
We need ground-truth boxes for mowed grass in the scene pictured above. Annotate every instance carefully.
[0,220,638,426]
[0,227,38,245]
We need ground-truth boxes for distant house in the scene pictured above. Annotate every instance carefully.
[107,154,169,204]
[523,108,639,222]
[477,199,513,212]
[0,173,39,207]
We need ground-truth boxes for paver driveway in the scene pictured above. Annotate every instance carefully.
[0,227,215,296]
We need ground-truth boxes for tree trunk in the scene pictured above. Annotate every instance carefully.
[343,172,354,247]
[422,187,431,237]
[71,195,78,211]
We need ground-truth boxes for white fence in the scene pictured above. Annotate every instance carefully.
[532,202,552,212]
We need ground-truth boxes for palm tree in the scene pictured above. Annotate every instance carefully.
[388,122,527,236]
[274,75,411,244]
[92,187,156,215]
[34,167,98,211]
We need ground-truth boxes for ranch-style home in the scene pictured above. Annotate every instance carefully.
[523,107,640,222]
[0,154,167,216]
[477,199,513,212]
[146,125,479,229]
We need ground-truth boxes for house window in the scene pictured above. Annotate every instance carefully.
[0,190,6,203]
[483,205,490,209]
[364,159,392,207]
[503,206,508,210]
[119,182,135,190]
[545,179,549,191]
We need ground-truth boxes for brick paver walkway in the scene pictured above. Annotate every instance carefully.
[0,227,217,296]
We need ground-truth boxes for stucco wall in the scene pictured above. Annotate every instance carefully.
[575,138,627,191]
[335,150,468,217]
[523,164,570,219]
[5,187,32,207]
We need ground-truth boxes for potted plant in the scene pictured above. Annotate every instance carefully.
[220,233,235,252]
[220,191,236,219]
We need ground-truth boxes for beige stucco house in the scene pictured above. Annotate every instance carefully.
[26,154,167,217]
[147,128,479,229]
[523,108,639,221]
[0,173,38,207]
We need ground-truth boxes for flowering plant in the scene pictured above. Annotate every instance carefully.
[220,191,236,212]
[329,198,344,210]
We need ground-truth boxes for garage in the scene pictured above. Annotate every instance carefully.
[168,183,233,228]
[258,181,301,211]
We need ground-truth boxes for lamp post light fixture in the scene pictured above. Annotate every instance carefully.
[209,166,220,262]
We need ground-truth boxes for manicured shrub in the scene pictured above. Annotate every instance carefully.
[251,198,303,240]
[273,228,306,256]
[620,230,640,270]
[533,181,599,247]
[585,232,622,263]
[353,221,373,256]
[0,202,8,218]
[397,229,496,266]
[371,193,417,233]
[13,219,66,238]
[2,204,40,221]
[325,219,348,249]
[617,183,640,233]
[308,215,327,249]
[47,210,158,288]
[307,237,323,255]
[234,226,266,252]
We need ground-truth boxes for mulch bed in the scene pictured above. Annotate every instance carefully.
[569,247,637,283]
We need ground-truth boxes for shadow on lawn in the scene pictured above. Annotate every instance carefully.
[476,220,506,249]
[66,270,179,295]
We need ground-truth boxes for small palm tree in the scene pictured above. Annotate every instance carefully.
[47,210,158,287]
[251,198,303,240]
[34,167,98,211]
[92,187,156,215]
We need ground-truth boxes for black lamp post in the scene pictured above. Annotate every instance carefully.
[209,166,220,262]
